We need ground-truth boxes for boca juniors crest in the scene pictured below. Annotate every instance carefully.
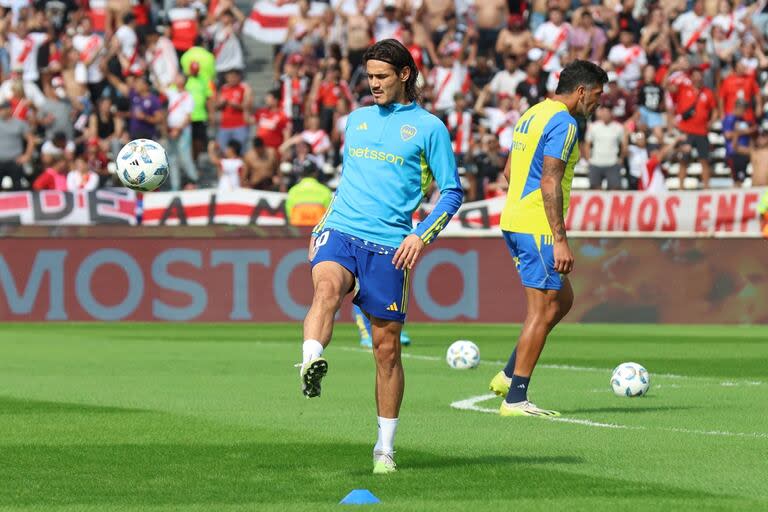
[400,124,417,141]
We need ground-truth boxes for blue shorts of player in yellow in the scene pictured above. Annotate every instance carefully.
[502,231,564,291]
[312,229,409,323]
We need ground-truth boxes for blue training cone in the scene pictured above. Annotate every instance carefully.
[339,489,381,505]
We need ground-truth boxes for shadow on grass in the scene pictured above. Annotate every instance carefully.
[0,440,714,506]
[0,396,149,415]
[404,453,583,470]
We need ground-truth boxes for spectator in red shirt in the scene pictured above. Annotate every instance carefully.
[675,68,718,189]
[719,58,762,123]
[32,154,68,191]
[663,55,693,107]
[310,63,354,135]
[254,90,289,151]
[168,0,200,57]
[216,69,252,152]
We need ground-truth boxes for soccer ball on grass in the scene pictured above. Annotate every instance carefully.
[115,138,169,192]
[446,340,480,369]
[610,362,650,397]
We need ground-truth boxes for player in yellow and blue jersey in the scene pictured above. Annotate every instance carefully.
[488,60,608,417]
[297,39,463,474]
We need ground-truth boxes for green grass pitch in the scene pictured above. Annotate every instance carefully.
[0,323,766,511]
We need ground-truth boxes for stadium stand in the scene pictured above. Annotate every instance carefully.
[2,0,768,198]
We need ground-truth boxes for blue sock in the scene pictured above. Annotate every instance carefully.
[502,347,518,378]
[505,374,531,404]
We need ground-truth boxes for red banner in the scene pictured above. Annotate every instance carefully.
[0,189,136,225]
[1,237,765,323]
[141,188,767,237]
[564,190,763,235]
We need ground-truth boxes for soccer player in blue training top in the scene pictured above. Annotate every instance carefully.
[354,304,411,347]
[297,39,463,473]
[488,60,607,417]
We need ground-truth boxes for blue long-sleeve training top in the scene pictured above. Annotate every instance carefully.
[313,101,464,248]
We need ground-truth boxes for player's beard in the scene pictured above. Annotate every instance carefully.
[578,95,596,119]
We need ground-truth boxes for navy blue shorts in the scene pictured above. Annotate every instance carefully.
[502,231,564,290]
[311,229,409,323]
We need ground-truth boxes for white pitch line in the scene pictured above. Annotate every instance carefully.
[450,394,768,440]
[336,346,765,385]
[451,393,639,431]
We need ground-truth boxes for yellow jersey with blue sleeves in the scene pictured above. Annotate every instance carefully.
[500,99,579,236]
[312,102,463,248]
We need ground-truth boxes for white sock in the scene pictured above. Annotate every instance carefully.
[302,339,324,364]
[374,416,398,455]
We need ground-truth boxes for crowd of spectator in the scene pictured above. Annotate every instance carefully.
[0,0,247,192]
[3,0,768,198]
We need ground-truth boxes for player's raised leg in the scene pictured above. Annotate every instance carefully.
[370,316,404,474]
[300,260,354,398]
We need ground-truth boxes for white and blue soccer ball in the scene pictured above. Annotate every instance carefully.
[611,362,650,397]
[446,340,480,370]
[115,138,169,192]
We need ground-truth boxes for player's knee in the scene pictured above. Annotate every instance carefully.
[313,280,345,311]
[373,331,401,367]
[545,296,570,325]
[374,344,400,370]
[543,303,561,326]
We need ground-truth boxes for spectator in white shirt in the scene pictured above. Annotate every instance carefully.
[143,26,179,91]
[40,132,75,168]
[207,0,246,77]
[584,105,626,190]
[114,12,142,76]
[72,17,106,101]
[607,30,647,90]
[66,155,99,191]
[428,50,470,117]
[7,19,48,101]
[487,53,526,98]
[373,0,402,42]
[164,73,198,190]
[533,8,570,73]
[671,0,710,53]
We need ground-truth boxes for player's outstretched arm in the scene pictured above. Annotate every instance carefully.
[412,124,465,241]
[541,155,574,274]
[396,123,464,270]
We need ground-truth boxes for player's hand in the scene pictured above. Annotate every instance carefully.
[553,240,574,274]
[393,234,425,270]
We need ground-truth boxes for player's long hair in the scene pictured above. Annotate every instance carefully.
[362,39,421,103]
[555,60,609,94]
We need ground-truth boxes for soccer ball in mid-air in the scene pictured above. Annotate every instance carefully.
[446,340,480,369]
[115,139,169,192]
[611,362,650,397]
